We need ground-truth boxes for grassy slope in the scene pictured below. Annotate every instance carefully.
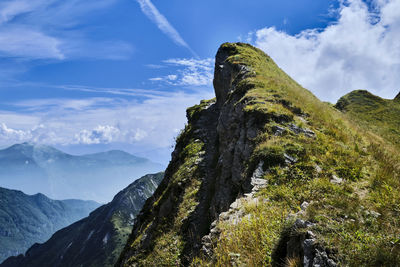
[123,131,206,265]
[335,89,400,148]
[194,44,400,266]
[122,43,400,266]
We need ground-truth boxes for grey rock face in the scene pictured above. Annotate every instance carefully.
[289,123,316,138]
[315,164,322,173]
[213,46,253,105]
[274,218,337,267]
[284,153,297,164]
[200,159,269,260]
[330,175,343,184]
[301,201,310,211]
[272,125,287,136]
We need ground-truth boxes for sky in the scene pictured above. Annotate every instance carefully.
[0,0,399,165]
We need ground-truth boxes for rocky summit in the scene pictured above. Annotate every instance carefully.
[117,43,400,266]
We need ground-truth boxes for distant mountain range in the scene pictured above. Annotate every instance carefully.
[0,143,164,203]
[0,187,100,263]
[1,172,164,267]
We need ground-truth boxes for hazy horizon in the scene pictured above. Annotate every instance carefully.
[0,142,164,203]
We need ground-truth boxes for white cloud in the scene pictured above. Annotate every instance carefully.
[251,0,400,102]
[0,0,60,25]
[0,123,31,142]
[61,39,134,60]
[163,58,214,68]
[0,0,131,61]
[54,85,172,98]
[0,122,67,145]
[0,26,64,59]
[0,87,214,151]
[13,97,117,111]
[149,77,163,81]
[136,0,197,56]
[146,64,165,69]
[167,75,177,81]
[149,58,214,86]
[75,125,120,144]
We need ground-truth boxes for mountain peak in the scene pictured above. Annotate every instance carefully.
[117,43,400,266]
[335,89,385,111]
[7,142,54,152]
[213,42,257,105]
[5,143,36,157]
[20,141,34,146]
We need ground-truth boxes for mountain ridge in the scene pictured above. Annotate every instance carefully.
[0,187,99,263]
[0,172,164,267]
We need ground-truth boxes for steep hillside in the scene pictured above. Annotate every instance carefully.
[1,172,163,267]
[335,90,400,147]
[0,188,99,263]
[117,43,400,266]
[0,143,164,202]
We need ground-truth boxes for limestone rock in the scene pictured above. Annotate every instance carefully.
[289,123,316,138]
[330,175,343,184]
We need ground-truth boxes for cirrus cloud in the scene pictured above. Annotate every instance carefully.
[0,0,132,61]
[149,58,214,86]
[136,0,197,57]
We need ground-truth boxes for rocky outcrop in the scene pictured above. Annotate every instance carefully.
[117,42,328,266]
[213,46,253,105]
[201,163,268,259]
[117,43,269,266]
[273,220,337,267]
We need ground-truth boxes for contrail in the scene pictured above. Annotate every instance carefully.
[136,0,198,58]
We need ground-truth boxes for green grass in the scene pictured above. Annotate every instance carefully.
[125,119,206,266]
[192,43,400,266]
[336,89,400,148]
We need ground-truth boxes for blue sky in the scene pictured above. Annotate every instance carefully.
[0,0,399,165]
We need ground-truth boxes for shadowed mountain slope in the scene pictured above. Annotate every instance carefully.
[0,188,99,263]
[1,172,163,267]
